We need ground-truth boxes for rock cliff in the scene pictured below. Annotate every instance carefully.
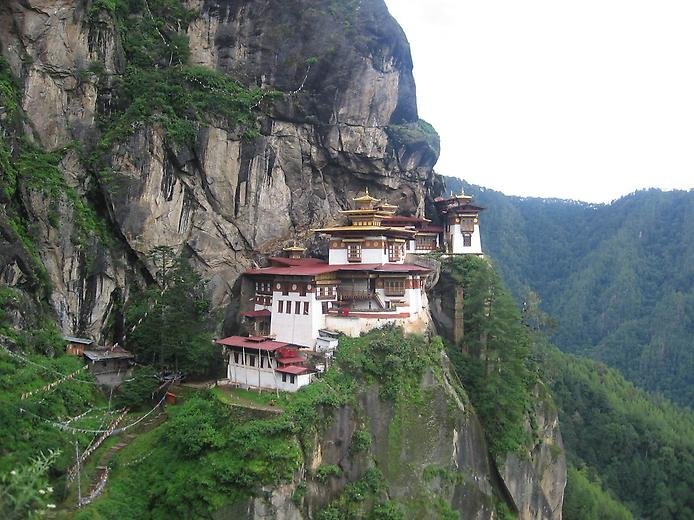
[0,0,439,341]
[0,2,566,518]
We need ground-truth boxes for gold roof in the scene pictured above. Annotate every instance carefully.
[338,209,396,217]
[312,226,417,236]
[283,245,306,251]
[352,188,380,203]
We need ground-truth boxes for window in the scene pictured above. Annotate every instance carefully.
[388,242,402,262]
[233,352,240,364]
[286,302,292,314]
[281,373,287,383]
[463,233,472,247]
[248,355,255,367]
[347,243,361,262]
[322,302,329,314]
[295,301,301,314]
[260,356,265,368]
[303,302,309,315]
[290,374,296,384]
[278,300,284,313]
[384,278,405,296]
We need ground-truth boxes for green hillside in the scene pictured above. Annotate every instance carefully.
[443,177,694,407]
[538,342,694,520]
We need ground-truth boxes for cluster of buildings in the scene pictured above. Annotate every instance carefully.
[216,190,485,392]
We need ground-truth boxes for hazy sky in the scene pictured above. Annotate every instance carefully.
[384,0,694,203]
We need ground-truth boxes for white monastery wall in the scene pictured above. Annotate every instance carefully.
[270,291,325,347]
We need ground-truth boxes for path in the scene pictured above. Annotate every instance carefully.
[80,408,167,506]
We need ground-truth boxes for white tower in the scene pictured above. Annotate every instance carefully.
[435,192,484,255]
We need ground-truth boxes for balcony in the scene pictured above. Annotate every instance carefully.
[337,289,374,301]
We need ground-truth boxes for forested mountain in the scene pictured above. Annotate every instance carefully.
[443,177,694,407]
[538,342,694,520]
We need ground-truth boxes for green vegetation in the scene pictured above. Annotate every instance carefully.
[0,449,59,519]
[538,343,694,520]
[316,468,389,520]
[443,256,537,457]
[78,328,473,518]
[315,464,342,482]
[563,465,633,520]
[351,428,371,453]
[124,247,220,378]
[114,367,160,409]
[0,346,105,506]
[447,177,694,407]
[91,0,267,160]
[386,119,440,156]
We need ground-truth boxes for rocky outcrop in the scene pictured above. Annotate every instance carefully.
[499,391,566,520]
[0,0,438,340]
[218,365,505,519]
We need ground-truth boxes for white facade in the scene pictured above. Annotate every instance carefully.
[226,355,313,392]
[328,236,405,265]
[270,290,327,347]
[449,222,482,255]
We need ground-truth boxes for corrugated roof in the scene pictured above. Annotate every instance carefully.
[336,263,431,273]
[83,346,134,361]
[277,356,306,364]
[63,336,94,345]
[245,264,340,276]
[216,336,289,351]
[276,365,313,375]
[246,262,430,277]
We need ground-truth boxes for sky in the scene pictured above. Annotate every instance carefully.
[384,0,694,203]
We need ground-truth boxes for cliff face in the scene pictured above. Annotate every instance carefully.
[0,0,439,341]
[221,367,505,519]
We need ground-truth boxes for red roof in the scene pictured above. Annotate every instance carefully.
[216,336,289,351]
[245,262,430,276]
[418,226,444,233]
[241,309,272,318]
[277,356,306,364]
[328,310,411,319]
[335,263,431,273]
[276,365,313,375]
[245,265,339,276]
[269,257,326,267]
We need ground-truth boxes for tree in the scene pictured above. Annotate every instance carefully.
[125,248,221,379]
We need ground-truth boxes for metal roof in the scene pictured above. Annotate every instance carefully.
[245,264,340,276]
[83,347,134,361]
[336,263,431,273]
[276,365,313,375]
[245,262,430,277]
[216,336,290,351]
[277,356,306,365]
[63,336,94,345]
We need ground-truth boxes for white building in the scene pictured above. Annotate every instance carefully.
[240,191,433,349]
[216,336,314,392]
[435,193,484,255]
